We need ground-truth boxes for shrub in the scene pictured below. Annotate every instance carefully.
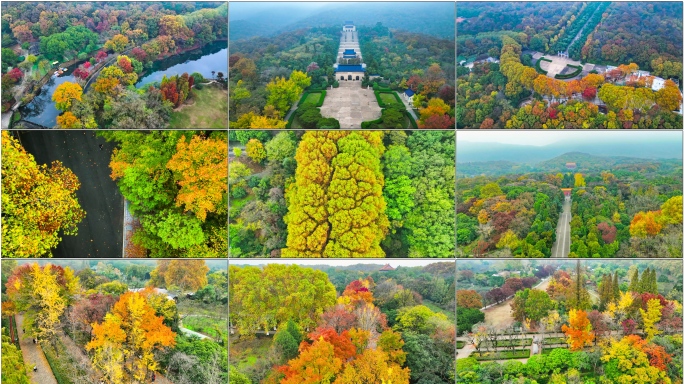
[535,57,551,75]
[231,186,247,199]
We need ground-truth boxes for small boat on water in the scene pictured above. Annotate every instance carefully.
[53,67,68,77]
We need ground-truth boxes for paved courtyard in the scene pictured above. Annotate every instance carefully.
[533,52,583,78]
[319,81,382,128]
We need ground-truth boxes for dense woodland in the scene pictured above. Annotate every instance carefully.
[457,260,683,384]
[1,260,228,384]
[0,130,228,258]
[100,131,228,258]
[229,20,454,128]
[457,2,683,128]
[457,153,683,257]
[229,130,455,258]
[1,2,227,128]
[229,262,455,384]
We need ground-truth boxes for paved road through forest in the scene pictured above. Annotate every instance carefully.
[551,198,571,258]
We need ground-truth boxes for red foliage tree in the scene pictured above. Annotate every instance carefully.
[597,222,617,244]
[485,287,508,305]
[83,62,92,70]
[229,54,242,68]
[7,68,23,82]
[621,319,637,335]
[420,114,454,129]
[306,327,357,361]
[582,86,597,100]
[521,277,538,289]
[587,310,610,344]
[502,277,524,294]
[319,304,357,333]
[117,56,133,73]
[131,47,147,62]
[95,51,108,62]
[643,344,672,371]
[73,68,89,80]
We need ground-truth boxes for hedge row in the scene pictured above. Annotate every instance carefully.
[361,116,384,129]
[374,90,406,111]
[406,110,418,128]
[554,64,583,79]
[473,349,531,361]
[535,57,551,75]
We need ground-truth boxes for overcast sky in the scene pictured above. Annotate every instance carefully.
[229,259,444,267]
[457,131,683,146]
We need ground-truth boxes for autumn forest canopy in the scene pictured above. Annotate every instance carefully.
[457,259,683,384]
[457,137,683,258]
[229,262,455,384]
[1,259,228,384]
[229,130,455,258]
[457,2,684,128]
[1,2,227,128]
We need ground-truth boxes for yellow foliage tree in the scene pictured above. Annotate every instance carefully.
[52,82,82,112]
[639,298,663,340]
[1,132,86,257]
[166,135,227,221]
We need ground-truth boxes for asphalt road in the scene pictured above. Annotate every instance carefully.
[551,197,571,258]
[19,131,123,258]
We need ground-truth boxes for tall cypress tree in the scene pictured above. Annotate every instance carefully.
[568,260,591,310]
[612,271,620,301]
[629,269,640,293]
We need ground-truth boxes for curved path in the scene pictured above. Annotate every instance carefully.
[16,314,57,384]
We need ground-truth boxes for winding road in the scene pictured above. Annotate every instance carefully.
[551,197,571,258]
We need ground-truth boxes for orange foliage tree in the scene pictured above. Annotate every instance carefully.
[562,309,594,351]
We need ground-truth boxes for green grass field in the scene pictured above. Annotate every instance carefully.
[423,300,454,320]
[182,315,226,339]
[379,92,401,106]
[169,85,228,128]
[302,92,322,105]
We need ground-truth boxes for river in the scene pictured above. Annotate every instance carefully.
[19,41,227,128]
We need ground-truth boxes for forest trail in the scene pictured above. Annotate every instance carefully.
[15,314,58,384]
[551,198,571,258]
[566,4,604,53]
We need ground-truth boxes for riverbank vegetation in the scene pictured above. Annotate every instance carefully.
[1,1,227,128]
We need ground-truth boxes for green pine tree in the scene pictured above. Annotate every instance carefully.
[629,269,640,293]
[612,271,620,301]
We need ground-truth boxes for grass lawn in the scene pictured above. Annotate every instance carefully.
[301,92,322,105]
[169,85,227,128]
[423,300,454,320]
[182,315,226,339]
[473,349,530,361]
[230,337,272,371]
[457,340,465,349]
[379,92,402,106]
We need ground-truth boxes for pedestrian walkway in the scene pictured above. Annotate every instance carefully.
[16,314,58,384]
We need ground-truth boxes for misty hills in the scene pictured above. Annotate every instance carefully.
[457,137,683,164]
[229,2,455,40]
[458,150,682,177]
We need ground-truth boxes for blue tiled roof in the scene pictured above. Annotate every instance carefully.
[335,65,365,72]
[344,49,356,55]
[404,89,415,97]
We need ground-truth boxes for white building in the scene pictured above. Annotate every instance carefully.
[343,21,355,32]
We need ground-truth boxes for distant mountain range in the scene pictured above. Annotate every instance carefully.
[458,149,683,177]
[457,137,683,164]
[229,2,455,40]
